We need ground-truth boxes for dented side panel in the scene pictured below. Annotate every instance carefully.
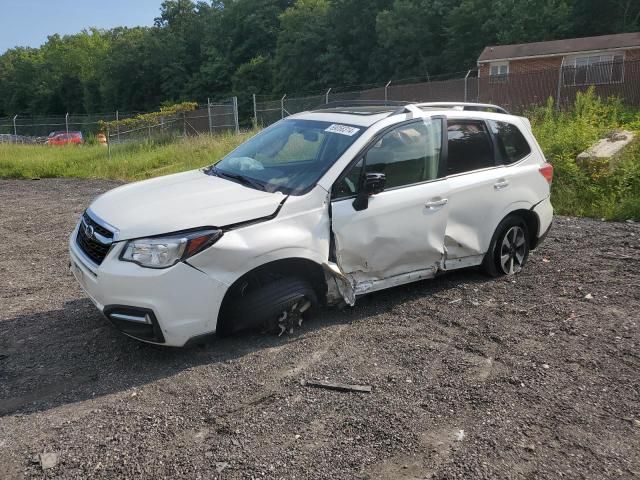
[444,167,509,259]
[331,180,450,288]
[189,185,332,287]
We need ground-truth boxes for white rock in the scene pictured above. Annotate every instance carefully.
[39,453,59,470]
[577,130,635,162]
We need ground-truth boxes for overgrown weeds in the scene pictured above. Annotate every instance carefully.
[530,89,639,220]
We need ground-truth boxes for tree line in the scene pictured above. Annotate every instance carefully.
[0,0,638,117]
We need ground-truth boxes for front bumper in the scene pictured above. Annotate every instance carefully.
[68,226,229,347]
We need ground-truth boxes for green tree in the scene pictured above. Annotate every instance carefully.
[376,0,450,80]
[274,0,331,92]
[444,0,573,72]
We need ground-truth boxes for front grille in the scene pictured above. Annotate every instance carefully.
[83,212,113,240]
[76,212,113,265]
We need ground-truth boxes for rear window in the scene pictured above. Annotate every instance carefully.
[446,120,495,175]
[489,120,531,164]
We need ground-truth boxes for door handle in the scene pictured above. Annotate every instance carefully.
[494,179,510,190]
[425,198,448,209]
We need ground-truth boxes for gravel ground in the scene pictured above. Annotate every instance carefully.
[0,178,639,480]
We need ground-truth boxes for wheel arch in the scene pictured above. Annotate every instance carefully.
[500,208,540,249]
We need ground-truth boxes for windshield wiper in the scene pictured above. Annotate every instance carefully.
[211,167,267,191]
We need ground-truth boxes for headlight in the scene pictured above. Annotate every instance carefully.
[120,229,222,269]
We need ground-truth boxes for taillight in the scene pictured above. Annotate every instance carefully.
[539,163,554,184]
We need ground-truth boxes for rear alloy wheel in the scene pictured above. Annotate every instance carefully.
[499,225,527,275]
[482,215,530,277]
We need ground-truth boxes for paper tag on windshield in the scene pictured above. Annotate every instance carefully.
[325,124,360,136]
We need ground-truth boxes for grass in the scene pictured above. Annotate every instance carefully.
[0,131,254,182]
[1,91,639,220]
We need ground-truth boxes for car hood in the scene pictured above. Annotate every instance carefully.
[88,169,286,240]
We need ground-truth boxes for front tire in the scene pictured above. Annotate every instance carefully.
[219,277,318,336]
[482,215,530,277]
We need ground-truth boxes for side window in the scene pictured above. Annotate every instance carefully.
[446,120,495,175]
[332,118,443,200]
[488,120,532,164]
[332,158,364,199]
[365,118,442,189]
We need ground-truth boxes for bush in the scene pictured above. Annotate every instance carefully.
[530,89,640,220]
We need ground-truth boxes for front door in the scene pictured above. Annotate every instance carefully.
[331,117,449,294]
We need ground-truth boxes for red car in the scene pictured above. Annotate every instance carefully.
[47,131,83,145]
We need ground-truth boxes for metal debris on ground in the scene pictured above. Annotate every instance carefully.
[301,379,372,393]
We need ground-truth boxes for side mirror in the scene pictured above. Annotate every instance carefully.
[353,173,386,211]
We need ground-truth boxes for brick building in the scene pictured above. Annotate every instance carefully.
[475,32,640,110]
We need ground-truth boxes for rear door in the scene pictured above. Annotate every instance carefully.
[331,117,449,292]
[442,118,516,265]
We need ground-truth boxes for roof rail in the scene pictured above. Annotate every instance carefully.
[415,102,510,114]
[312,100,410,111]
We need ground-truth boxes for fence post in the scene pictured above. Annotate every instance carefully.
[207,98,213,135]
[183,112,187,137]
[281,94,287,119]
[555,62,564,111]
[116,110,120,143]
[107,126,111,159]
[252,93,257,128]
[325,88,332,104]
[385,80,392,102]
[65,113,69,136]
[13,115,17,137]
[233,96,240,135]
[464,70,472,102]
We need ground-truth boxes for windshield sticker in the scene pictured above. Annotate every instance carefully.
[325,124,360,136]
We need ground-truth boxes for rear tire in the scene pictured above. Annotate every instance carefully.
[219,277,317,336]
[482,215,530,277]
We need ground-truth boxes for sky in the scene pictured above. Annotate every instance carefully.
[0,0,164,53]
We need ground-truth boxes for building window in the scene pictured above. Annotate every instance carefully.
[562,53,624,86]
[489,62,509,83]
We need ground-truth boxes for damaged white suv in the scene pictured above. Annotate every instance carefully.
[69,102,553,346]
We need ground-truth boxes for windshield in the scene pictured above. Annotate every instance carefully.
[209,119,364,195]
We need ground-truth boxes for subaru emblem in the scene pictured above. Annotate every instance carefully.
[84,223,95,239]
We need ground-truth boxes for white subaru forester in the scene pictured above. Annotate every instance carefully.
[69,102,553,346]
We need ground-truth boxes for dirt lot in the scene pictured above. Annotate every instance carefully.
[0,178,639,479]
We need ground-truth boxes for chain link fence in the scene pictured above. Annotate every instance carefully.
[0,97,239,145]
[107,98,239,146]
[253,75,480,127]
[255,58,640,127]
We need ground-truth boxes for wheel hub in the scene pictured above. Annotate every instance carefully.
[277,299,312,336]
[499,226,526,275]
